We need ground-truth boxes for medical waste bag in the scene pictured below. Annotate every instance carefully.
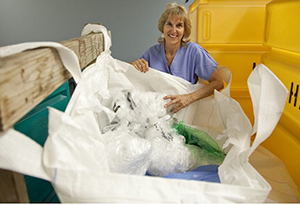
[0,24,288,203]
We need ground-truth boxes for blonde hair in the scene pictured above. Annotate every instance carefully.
[158,2,192,46]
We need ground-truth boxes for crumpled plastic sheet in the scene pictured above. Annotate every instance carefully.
[102,89,223,177]
[110,90,167,127]
[145,121,192,176]
[102,129,152,175]
[174,122,225,170]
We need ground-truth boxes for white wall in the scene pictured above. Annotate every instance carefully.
[0,0,193,62]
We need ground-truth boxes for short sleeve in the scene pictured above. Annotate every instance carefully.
[194,46,218,81]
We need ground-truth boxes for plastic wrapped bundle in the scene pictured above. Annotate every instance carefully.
[145,123,194,176]
[103,89,225,177]
[103,89,195,176]
[102,129,152,175]
[110,89,167,127]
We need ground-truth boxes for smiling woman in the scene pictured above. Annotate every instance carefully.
[132,2,223,114]
[163,16,185,67]
[157,2,191,47]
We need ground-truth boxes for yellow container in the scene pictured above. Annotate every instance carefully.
[192,0,270,44]
[201,44,270,88]
[260,0,300,192]
[261,48,300,191]
[264,0,300,53]
[190,0,300,194]
[201,44,270,125]
[189,0,271,125]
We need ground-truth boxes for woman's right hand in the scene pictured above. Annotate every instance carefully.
[132,58,150,73]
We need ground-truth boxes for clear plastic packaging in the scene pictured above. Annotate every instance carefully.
[102,89,224,177]
[102,89,195,176]
[110,89,167,127]
[102,129,152,175]
[145,123,193,176]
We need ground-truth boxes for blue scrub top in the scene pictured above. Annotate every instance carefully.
[141,42,218,84]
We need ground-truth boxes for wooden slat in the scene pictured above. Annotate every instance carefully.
[0,33,104,131]
[0,169,29,203]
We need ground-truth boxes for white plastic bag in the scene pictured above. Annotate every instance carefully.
[0,24,288,203]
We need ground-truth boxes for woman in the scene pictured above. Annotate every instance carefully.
[132,2,224,113]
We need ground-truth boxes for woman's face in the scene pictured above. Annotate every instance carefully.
[163,15,185,47]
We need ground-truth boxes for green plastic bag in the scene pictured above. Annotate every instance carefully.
[174,122,225,169]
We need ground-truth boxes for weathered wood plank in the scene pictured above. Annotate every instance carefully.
[0,169,29,203]
[0,33,104,131]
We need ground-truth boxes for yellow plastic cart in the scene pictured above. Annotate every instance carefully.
[189,0,300,200]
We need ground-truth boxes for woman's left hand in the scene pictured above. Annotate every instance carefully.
[163,94,194,113]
